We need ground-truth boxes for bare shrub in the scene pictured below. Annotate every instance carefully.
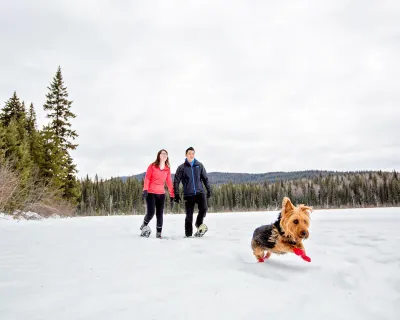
[0,162,76,217]
[0,161,20,212]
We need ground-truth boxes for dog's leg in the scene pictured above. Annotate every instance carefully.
[264,251,271,260]
[252,240,266,262]
[254,248,265,262]
[296,242,305,251]
[292,242,311,262]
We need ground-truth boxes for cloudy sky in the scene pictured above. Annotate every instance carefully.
[1,0,399,179]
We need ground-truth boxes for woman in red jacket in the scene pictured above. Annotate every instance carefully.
[140,149,175,239]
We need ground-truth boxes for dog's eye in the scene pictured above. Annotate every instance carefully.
[293,219,299,224]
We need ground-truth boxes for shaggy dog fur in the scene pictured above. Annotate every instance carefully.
[251,197,312,262]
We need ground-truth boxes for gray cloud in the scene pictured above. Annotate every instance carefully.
[1,0,399,179]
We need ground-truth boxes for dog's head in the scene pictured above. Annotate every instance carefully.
[280,197,312,242]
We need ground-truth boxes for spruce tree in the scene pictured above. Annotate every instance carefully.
[3,118,32,182]
[26,103,43,169]
[0,92,26,127]
[26,103,36,135]
[42,66,79,199]
[40,125,66,190]
[43,66,78,151]
[0,93,32,182]
[0,122,5,163]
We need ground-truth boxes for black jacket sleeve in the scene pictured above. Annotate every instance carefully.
[200,164,211,196]
[173,165,183,197]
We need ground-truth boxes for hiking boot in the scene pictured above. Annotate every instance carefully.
[156,232,162,239]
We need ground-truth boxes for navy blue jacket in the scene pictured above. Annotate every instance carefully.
[173,159,211,198]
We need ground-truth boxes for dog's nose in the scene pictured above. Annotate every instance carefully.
[301,231,307,237]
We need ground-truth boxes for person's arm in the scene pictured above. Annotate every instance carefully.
[143,164,153,191]
[173,165,183,201]
[200,164,211,197]
[166,168,175,198]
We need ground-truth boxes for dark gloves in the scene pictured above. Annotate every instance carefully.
[174,194,181,203]
[142,190,148,200]
[207,191,211,199]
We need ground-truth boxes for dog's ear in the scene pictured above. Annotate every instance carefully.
[282,197,294,215]
[299,205,313,215]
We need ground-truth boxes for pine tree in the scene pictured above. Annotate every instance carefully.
[43,66,78,151]
[42,66,79,199]
[40,126,66,189]
[0,122,5,163]
[24,103,43,169]
[3,118,32,182]
[63,154,80,203]
[0,92,26,127]
[26,103,36,135]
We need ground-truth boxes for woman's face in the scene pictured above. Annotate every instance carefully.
[160,150,168,161]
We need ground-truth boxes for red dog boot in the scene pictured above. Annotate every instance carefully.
[258,252,271,263]
[293,248,311,262]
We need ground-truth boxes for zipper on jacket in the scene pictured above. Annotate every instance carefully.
[190,163,196,194]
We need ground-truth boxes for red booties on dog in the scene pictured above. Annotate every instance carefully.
[293,248,311,262]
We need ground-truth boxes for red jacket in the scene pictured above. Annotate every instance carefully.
[143,164,174,197]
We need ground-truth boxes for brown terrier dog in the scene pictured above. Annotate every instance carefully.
[251,197,312,262]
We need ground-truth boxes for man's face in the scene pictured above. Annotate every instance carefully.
[186,150,195,162]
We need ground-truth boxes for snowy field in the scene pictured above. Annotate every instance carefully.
[1,207,400,320]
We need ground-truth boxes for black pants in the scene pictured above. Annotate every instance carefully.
[143,193,165,232]
[184,193,207,236]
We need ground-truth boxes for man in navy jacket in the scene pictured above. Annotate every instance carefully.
[173,147,211,237]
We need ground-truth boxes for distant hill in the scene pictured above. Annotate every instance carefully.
[119,170,357,185]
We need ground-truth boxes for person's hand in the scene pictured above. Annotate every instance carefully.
[207,192,211,199]
[170,197,174,203]
[142,190,148,200]
[174,194,181,203]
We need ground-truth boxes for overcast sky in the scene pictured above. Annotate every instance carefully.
[1,0,399,179]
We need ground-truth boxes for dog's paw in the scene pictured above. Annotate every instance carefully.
[293,248,305,256]
[293,248,311,262]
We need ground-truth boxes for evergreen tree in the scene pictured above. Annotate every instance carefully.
[42,66,79,199]
[40,126,66,189]
[43,67,78,151]
[26,103,36,135]
[0,122,5,163]
[3,118,32,182]
[0,92,26,126]
[24,103,43,169]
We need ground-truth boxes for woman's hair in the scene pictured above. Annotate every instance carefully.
[152,149,170,168]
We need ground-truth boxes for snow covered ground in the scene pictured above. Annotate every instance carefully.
[1,207,399,320]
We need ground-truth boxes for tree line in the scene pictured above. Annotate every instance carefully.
[76,170,399,216]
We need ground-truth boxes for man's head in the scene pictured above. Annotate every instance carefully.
[185,147,195,162]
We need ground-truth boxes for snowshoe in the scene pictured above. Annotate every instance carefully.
[140,225,151,238]
[194,224,208,237]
